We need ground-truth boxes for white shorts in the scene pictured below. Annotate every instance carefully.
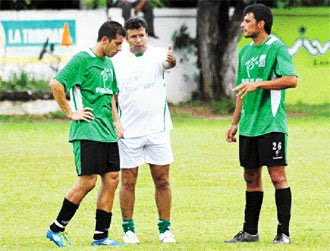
[118,131,174,169]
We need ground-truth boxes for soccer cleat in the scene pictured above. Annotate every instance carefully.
[46,229,72,247]
[91,237,121,246]
[272,233,291,244]
[159,230,176,243]
[224,231,259,243]
[123,230,140,244]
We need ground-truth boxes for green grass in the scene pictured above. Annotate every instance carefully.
[0,113,329,250]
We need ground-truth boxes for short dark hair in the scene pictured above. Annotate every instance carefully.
[124,17,148,33]
[244,4,273,35]
[97,21,126,42]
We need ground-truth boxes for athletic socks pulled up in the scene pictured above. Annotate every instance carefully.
[243,191,264,235]
[93,209,112,240]
[158,219,171,234]
[122,219,136,233]
[275,187,292,236]
[50,198,79,233]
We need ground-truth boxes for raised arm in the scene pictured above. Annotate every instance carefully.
[162,44,176,70]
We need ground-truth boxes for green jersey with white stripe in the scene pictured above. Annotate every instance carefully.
[55,49,119,142]
[237,36,296,137]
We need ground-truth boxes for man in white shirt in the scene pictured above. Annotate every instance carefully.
[112,17,176,244]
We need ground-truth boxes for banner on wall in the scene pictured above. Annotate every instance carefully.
[0,20,76,47]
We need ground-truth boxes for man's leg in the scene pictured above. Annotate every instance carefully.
[120,168,139,233]
[93,171,119,241]
[116,0,132,21]
[150,164,171,220]
[141,2,156,37]
[47,175,97,246]
[150,164,175,242]
[243,167,264,235]
[268,166,291,244]
[225,167,263,243]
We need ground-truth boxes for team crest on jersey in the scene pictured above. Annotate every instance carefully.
[101,68,114,87]
[259,55,266,67]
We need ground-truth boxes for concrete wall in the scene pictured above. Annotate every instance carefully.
[0,8,198,106]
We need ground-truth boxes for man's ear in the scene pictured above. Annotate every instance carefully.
[258,20,265,30]
[101,36,109,44]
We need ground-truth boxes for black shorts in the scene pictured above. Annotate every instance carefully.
[72,140,120,176]
[239,132,287,169]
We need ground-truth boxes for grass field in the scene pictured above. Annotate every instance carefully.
[0,110,329,250]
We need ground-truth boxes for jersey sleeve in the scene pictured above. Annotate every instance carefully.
[275,46,296,77]
[54,53,86,92]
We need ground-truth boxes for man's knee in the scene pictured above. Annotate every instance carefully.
[121,169,138,192]
[154,175,170,191]
[270,173,288,188]
[268,167,288,188]
[105,172,120,186]
[79,175,97,191]
[244,169,262,188]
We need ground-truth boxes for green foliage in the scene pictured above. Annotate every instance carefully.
[211,99,236,115]
[149,0,166,8]
[0,72,49,92]
[0,116,329,250]
[172,24,196,54]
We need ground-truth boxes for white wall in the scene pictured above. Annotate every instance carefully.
[0,8,198,104]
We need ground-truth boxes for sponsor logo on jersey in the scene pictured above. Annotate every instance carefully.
[101,68,114,87]
[95,87,113,94]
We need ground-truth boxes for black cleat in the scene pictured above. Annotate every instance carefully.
[225,231,259,243]
[272,233,291,244]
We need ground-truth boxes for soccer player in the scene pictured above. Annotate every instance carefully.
[112,17,176,244]
[46,21,126,247]
[225,4,297,244]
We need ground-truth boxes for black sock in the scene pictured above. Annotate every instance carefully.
[93,209,112,240]
[275,187,291,236]
[50,198,79,232]
[243,191,264,235]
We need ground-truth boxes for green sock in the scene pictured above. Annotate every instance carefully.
[122,219,135,233]
[158,219,170,234]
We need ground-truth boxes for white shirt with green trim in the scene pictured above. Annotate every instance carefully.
[112,46,173,138]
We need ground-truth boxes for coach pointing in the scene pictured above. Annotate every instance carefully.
[112,17,176,244]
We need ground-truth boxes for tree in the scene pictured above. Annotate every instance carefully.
[197,0,251,100]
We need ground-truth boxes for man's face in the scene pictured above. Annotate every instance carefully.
[126,27,147,54]
[241,12,259,38]
[103,34,124,57]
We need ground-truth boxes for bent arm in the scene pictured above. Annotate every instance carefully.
[49,79,73,119]
[234,76,297,99]
[255,75,298,90]
[49,79,94,122]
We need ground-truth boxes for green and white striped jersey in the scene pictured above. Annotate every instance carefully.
[237,36,296,136]
[55,48,119,142]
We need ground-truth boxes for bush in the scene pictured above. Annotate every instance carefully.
[0,72,49,92]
